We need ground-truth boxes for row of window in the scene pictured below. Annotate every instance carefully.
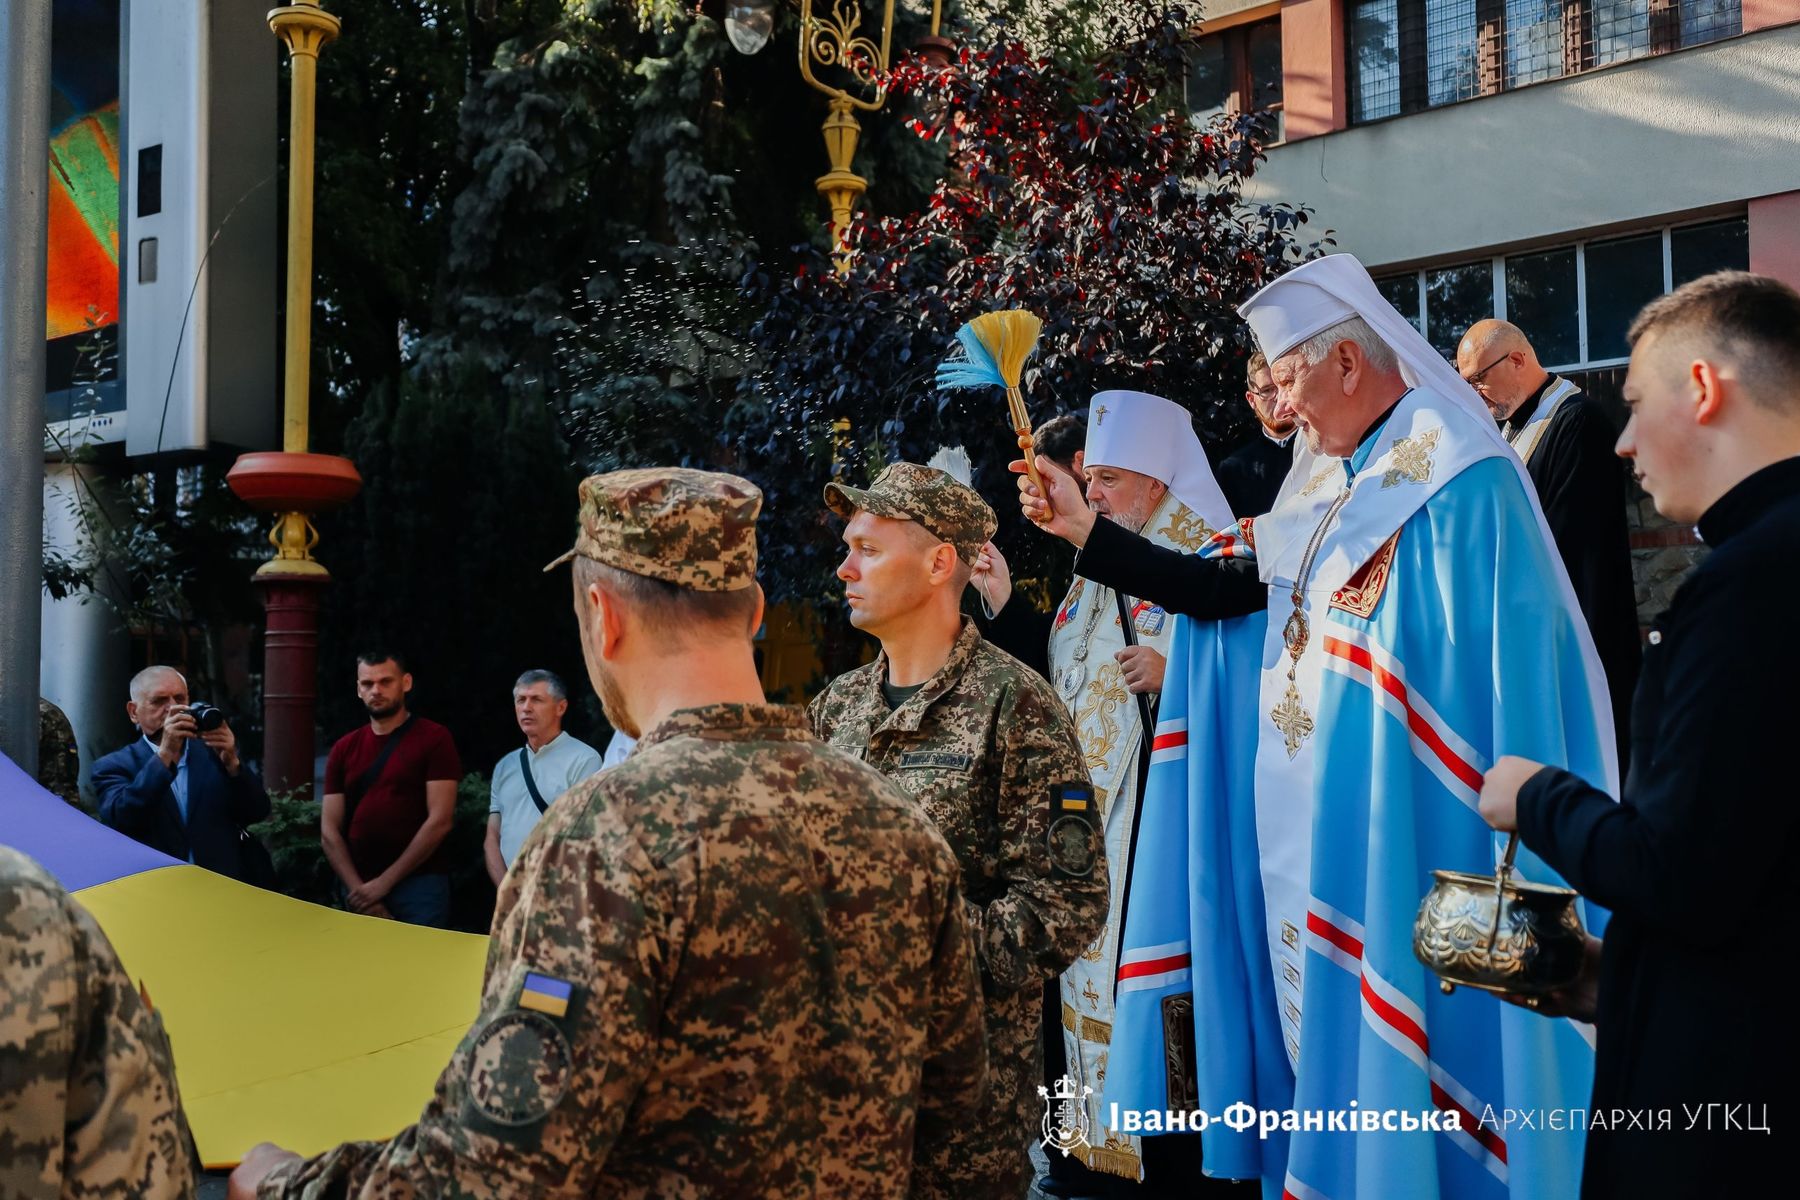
[1349,0,1742,124]
[1373,216,1748,369]
[1186,18,1285,140]
[1184,2,1746,132]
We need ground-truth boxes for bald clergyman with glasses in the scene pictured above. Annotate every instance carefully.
[1456,319,1640,770]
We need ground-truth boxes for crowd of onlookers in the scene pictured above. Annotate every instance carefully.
[88,651,631,928]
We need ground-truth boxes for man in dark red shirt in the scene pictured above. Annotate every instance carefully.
[321,650,461,927]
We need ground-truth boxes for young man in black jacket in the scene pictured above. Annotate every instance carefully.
[1479,271,1800,1199]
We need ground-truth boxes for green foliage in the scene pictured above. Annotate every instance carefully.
[317,363,589,770]
[447,771,500,931]
[249,787,344,908]
[308,0,945,746]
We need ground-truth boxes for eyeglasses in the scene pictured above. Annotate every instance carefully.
[1248,383,1278,401]
[1463,352,1513,389]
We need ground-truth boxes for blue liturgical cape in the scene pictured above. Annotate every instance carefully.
[1107,391,1615,1200]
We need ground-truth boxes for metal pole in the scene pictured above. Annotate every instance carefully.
[270,1,339,455]
[0,1,51,773]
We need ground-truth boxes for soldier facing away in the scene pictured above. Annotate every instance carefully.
[231,467,988,1198]
[0,844,202,1199]
[809,462,1109,1199]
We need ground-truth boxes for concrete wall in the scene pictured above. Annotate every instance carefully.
[1202,0,1278,20]
[1750,191,1800,284]
[1248,24,1800,269]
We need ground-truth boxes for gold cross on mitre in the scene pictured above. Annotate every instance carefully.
[1095,404,1108,426]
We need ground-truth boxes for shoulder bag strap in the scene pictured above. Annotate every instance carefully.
[517,746,549,815]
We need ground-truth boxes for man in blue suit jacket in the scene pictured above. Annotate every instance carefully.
[92,666,270,881]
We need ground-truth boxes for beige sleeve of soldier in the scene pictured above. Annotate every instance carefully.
[968,680,1109,993]
[917,872,989,1122]
[260,832,685,1198]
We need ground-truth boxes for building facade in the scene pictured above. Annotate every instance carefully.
[1192,0,1800,618]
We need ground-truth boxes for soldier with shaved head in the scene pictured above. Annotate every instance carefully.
[1458,318,1640,763]
[811,462,1108,1199]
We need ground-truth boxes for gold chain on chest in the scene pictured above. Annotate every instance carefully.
[1271,484,1352,758]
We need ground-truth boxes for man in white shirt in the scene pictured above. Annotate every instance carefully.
[601,729,635,767]
[483,670,602,884]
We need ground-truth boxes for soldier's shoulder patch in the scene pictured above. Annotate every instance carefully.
[466,1009,573,1128]
[1047,783,1099,879]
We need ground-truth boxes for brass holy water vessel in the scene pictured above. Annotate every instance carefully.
[1413,834,1587,1001]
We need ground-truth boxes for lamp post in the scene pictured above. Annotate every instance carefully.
[226,0,361,796]
[726,0,949,262]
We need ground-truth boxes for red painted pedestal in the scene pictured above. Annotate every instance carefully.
[257,574,329,796]
[228,452,362,798]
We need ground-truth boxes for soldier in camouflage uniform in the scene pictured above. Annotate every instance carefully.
[809,462,1109,1199]
[0,844,201,1198]
[231,467,988,1200]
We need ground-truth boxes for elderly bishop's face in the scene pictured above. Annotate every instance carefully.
[1271,346,1364,458]
[1083,463,1166,534]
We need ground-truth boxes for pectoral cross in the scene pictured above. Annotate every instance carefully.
[1270,681,1315,758]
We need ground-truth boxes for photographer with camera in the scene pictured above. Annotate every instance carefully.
[92,666,271,881]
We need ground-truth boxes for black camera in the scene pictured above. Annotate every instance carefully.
[185,701,227,732]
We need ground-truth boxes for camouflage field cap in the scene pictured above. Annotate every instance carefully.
[544,467,762,591]
[823,462,997,566]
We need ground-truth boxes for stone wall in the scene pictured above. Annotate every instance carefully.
[1626,492,1706,627]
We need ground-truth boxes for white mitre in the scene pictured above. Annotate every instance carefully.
[1236,253,1493,428]
[1084,390,1232,528]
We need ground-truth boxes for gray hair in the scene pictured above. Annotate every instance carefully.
[128,665,186,704]
[1284,316,1399,375]
[514,669,568,703]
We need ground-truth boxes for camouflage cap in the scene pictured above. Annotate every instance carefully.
[823,462,997,566]
[544,467,762,591]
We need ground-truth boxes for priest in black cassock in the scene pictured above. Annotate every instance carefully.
[1214,350,1298,519]
[1458,319,1640,767]
[1479,271,1800,1199]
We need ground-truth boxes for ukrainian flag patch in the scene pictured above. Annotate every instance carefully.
[519,971,573,1018]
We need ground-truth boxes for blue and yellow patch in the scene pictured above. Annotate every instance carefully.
[519,971,573,1018]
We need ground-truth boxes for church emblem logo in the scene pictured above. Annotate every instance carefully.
[1038,1074,1095,1155]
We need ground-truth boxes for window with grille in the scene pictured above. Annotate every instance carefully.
[1375,216,1747,369]
[1187,19,1286,141]
[1349,0,1741,124]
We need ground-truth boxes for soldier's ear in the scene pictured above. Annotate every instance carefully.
[929,542,961,587]
[748,582,767,636]
[591,583,628,659]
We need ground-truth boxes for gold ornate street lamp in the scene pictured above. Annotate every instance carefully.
[725,0,951,261]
